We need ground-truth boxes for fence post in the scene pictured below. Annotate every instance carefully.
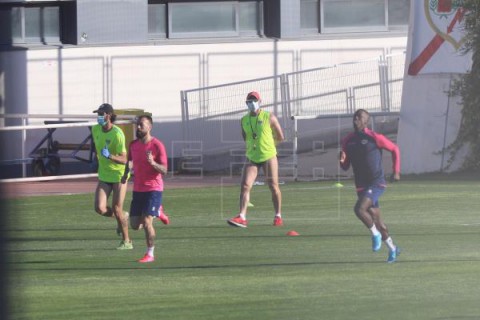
[22,117,26,177]
[347,87,355,113]
[180,90,189,144]
[280,74,291,137]
[292,116,298,181]
[378,55,390,112]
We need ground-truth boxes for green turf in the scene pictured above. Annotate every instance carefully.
[4,178,480,320]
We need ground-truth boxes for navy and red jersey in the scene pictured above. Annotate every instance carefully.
[340,128,400,190]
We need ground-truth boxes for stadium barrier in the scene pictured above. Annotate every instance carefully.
[0,114,139,181]
[180,53,405,173]
[290,112,400,181]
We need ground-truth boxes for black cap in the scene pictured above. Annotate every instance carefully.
[93,103,114,114]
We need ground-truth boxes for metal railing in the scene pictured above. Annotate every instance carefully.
[180,52,405,162]
[0,114,137,178]
[180,75,284,154]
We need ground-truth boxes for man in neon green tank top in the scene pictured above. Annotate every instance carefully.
[92,103,132,250]
[227,91,285,228]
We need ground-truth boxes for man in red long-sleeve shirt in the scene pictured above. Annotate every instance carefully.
[339,109,401,263]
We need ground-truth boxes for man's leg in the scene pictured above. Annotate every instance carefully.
[227,161,258,227]
[144,215,155,249]
[263,157,282,226]
[368,207,389,240]
[263,157,281,215]
[239,162,258,214]
[354,197,375,229]
[129,193,143,231]
[354,196,382,251]
[138,215,156,263]
[369,207,399,262]
[130,216,143,230]
[94,182,113,217]
[139,192,162,262]
[111,182,131,244]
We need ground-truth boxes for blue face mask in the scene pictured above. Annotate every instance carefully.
[97,115,107,126]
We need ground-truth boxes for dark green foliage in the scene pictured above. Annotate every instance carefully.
[447,1,480,170]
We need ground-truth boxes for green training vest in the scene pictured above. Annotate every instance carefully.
[241,110,277,163]
[92,124,127,183]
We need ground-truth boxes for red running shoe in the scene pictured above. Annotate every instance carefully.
[227,215,248,228]
[273,216,283,226]
[138,254,155,263]
[157,206,170,225]
[158,213,170,225]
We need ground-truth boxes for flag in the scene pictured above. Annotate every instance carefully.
[408,0,471,75]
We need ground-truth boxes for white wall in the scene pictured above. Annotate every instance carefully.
[397,74,464,173]
[1,35,407,165]
[17,36,406,118]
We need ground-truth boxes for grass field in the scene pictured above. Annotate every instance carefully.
[4,177,480,320]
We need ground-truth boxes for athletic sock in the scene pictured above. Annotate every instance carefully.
[147,246,155,257]
[275,213,282,218]
[384,237,396,251]
[239,213,246,220]
[369,224,380,236]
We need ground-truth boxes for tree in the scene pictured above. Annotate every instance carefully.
[446,1,480,170]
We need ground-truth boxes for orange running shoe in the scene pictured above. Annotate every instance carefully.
[138,254,155,263]
[157,206,170,225]
[273,216,283,226]
[227,215,248,228]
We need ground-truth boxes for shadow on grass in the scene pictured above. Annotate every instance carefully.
[7,248,98,253]
[5,230,480,243]
[10,257,480,271]
[6,227,120,232]
[434,317,480,320]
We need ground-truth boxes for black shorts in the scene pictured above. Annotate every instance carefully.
[248,159,267,167]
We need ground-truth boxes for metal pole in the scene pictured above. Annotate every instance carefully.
[273,38,278,115]
[378,56,387,112]
[440,75,453,172]
[293,116,298,181]
[22,117,26,177]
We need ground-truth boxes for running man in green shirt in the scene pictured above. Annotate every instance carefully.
[92,103,132,250]
[227,91,285,228]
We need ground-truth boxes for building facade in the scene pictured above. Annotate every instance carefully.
[0,0,409,176]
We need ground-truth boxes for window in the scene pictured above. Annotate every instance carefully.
[388,0,410,27]
[169,2,239,38]
[321,0,387,33]
[239,1,263,36]
[25,7,42,40]
[300,0,319,33]
[11,7,22,41]
[168,1,263,39]
[148,4,166,39]
[43,7,60,39]
[301,0,408,35]
[0,5,60,45]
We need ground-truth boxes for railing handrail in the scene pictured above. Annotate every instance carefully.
[0,113,138,119]
[0,120,135,132]
[182,74,281,94]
